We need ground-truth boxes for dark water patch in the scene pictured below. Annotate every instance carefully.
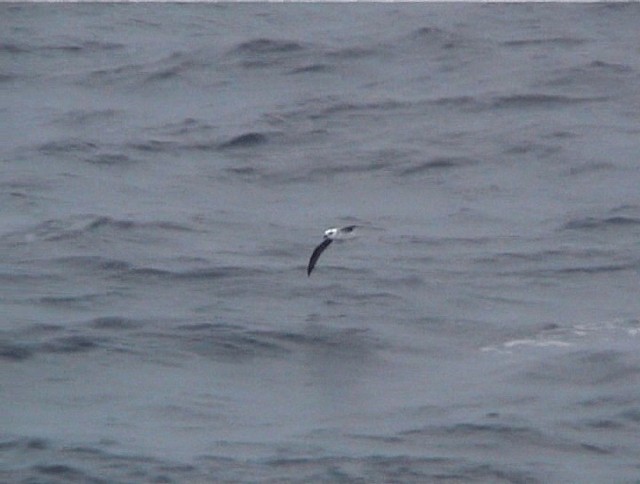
[473,248,630,279]
[398,156,475,175]
[138,50,217,85]
[158,118,215,136]
[82,62,147,87]
[543,130,577,140]
[0,42,29,54]
[578,395,637,410]
[38,139,135,165]
[502,37,587,48]
[0,341,33,361]
[86,152,134,165]
[124,265,261,282]
[475,246,634,277]
[88,150,133,166]
[442,422,540,440]
[452,463,540,484]
[375,274,425,289]
[15,218,92,243]
[0,271,63,284]
[474,249,561,266]
[262,455,526,483]
[579,443,612,455]
[525,350,640,385]
[544,60,636,91]
[24,40,125,55]
[13,215,197,245]
[24,323,65,334]
[228,38,306,68]
[619,408,640,424]
[218,132,269,150]
[129,139,182,153]
[27,438,49,450]
[402,420,547,445]
[308,159,392,178]
[177,322,242,332]
[491,94,608,109]
[324,45,379,60]
[568,161,616,176]
[587,60,634,74]
[144,64,185,83]
[289,63,332,74]
[182,325,290,361]
[274,97,409,132]
[34,464,87,478]
[87,216,196,233]
[233,38,305,55]
[552,264,632,275]
[38,293,107,309]
[427,95,481,110]
[225,165,262,177]
[80,40,125,52]
[339,290,403,304]
[255,327,383,357]
[82,51,213,87]
[53,109,122,127]
[563,216,640,231]
[0,72,19,82]
[402,235,494,248]
[46,256,132,275]
[503,141,561,158]
[0,437,48,451]
[407,26,469,50]
[316,99,408,118]
[1,440,209,483]
[581,418,625,430]
[39,139,99,155]
[87,316,142,330]
[42,335,100,354]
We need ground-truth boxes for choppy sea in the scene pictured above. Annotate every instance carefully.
[2,3,640,483]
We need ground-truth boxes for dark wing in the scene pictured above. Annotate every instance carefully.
[341,225,356,233]
[307,238,332,276]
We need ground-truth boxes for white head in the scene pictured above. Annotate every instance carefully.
[323,227,339,239]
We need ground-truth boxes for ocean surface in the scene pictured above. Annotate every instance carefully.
[2,3,640,483]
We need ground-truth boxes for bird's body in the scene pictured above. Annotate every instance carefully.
[307,225,356,276]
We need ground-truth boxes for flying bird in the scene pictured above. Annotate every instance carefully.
[307,225,357,276]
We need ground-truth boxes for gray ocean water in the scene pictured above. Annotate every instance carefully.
[2,3,640,483]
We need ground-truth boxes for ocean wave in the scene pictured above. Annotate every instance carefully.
[525,350,640,385]
[543,60,635,93]
[52,108,122,127]
[491,93,609,109]
[398,156,476,175]
[563,216,640,231]
[502,37,587,48]
[3,215,198,245]
[406,26,479,53]
[180,323,291,361]
[38,138,135,165]
[218,132,269,150]
[226,38,308,69]
[123,265,263,282]
[86,316,143,330]
[232,38,305,55]
[0,342,33,361]
[178,324,381,363]
[0,328,105,362]
[482,319,640,355]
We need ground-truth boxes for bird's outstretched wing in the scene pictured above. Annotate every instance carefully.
[307,238,332,276]
[341,225,356,233]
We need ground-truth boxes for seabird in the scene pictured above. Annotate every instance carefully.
[307,225,356,276]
